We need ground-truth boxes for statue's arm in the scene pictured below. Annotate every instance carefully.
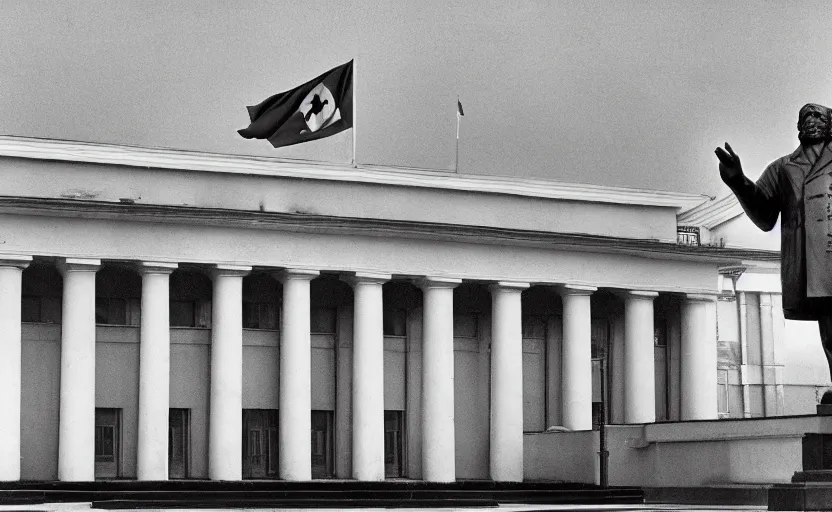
[723,164,781,232]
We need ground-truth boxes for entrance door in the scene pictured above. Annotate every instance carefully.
[169,408,190,479]
[384,410,403,478]
[94,408,121,479]
[242,409,278,479]
[311,410,333,479]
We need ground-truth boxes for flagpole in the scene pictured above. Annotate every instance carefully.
[455,96,460,173]
[352,59,357,168]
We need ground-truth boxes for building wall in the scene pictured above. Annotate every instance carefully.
[20,325,61,480]
[715,282,829,418]
[20,267,678,481]
[1,157,681,242]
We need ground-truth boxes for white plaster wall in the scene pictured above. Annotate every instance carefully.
[711,215,781,251]
[523,419,819,486]
[0,158,680,242]
[783,320,828,385]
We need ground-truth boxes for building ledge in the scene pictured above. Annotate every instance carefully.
[0,135,710,210]
[0,195,780,268]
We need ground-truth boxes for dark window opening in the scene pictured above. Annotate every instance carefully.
[170,300,211,328]
[243,302,278,330]
[311,308,337,334]
[21,295,62,324]
[383,309,407,337]
[522,315,546,339]
[453,314,478,338]
[95,297,127,326]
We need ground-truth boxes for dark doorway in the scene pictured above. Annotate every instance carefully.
[311,410,333,479]
[94,408,121,479]
[242,409,278,479]
[169,408,190,479]
[384,410,404,478]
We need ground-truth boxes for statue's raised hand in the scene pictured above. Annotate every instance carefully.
[715,142,743,183]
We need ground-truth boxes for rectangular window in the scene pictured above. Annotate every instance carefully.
[453,314,478,338]
[96,297,127,326]
[522,315,546,339]
[311,308,337,334]
[654,319,668,347]
[383,309,407,337]
[22,296,61,323]
[21,296,41,323]
[243,302,278,330]
[170,301,196,327]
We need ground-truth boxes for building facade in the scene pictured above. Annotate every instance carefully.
[0,136,779,483]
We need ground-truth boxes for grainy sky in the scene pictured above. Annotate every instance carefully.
[2,1,831,197]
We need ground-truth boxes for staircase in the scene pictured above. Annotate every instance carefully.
[0,480,644,508]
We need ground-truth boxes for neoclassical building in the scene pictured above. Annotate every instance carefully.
[0,136,779,483]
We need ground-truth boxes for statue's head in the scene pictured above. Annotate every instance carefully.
[797,103,832,143]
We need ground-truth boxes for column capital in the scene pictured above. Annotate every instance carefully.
[685,293,719,303]
[415,276,462,290]
[137,261,178,275]
[558,284,597,297]
[489,281,530,293]
[273,268,319,283]
[341,272,391,287]
[57,258,101,275]
[210,264,251,280]
[623,290,660,300]
[0,254,32,269]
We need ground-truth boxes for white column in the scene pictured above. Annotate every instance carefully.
[342,272,390,481]
[417,277,460,482]
[0,255,31,481]
[559,285,595,431]
[680,293,718,420]
[623,290,658,424]
[275,268,319,481]
[57,258,101,482]
[489,281,529,482]
[136,262,177,481]
[208,264,250,481]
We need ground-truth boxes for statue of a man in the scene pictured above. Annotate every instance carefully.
[716,103,832,400]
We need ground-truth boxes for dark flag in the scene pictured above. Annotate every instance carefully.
[457,99,464,116]
[238,60,353,148]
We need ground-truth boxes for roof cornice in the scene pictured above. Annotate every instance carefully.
[0,136,709,210]
[676,194,743,229]
[0,195,779,265]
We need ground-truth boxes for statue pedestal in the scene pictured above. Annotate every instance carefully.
[770,433,832,510]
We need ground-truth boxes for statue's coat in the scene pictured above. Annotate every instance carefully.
[726,142,832,320]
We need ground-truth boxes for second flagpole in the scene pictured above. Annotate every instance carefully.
[455,96,460,173]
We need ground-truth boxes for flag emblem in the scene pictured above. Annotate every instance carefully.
[299,83,340,133]
[238,60,353,148]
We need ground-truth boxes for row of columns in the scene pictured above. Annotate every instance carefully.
[0,255,718,482]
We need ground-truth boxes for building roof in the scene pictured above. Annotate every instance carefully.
[676,193,743,229]
[0,135,710,211]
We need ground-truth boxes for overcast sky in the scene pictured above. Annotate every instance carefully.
[2,1,831,197]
